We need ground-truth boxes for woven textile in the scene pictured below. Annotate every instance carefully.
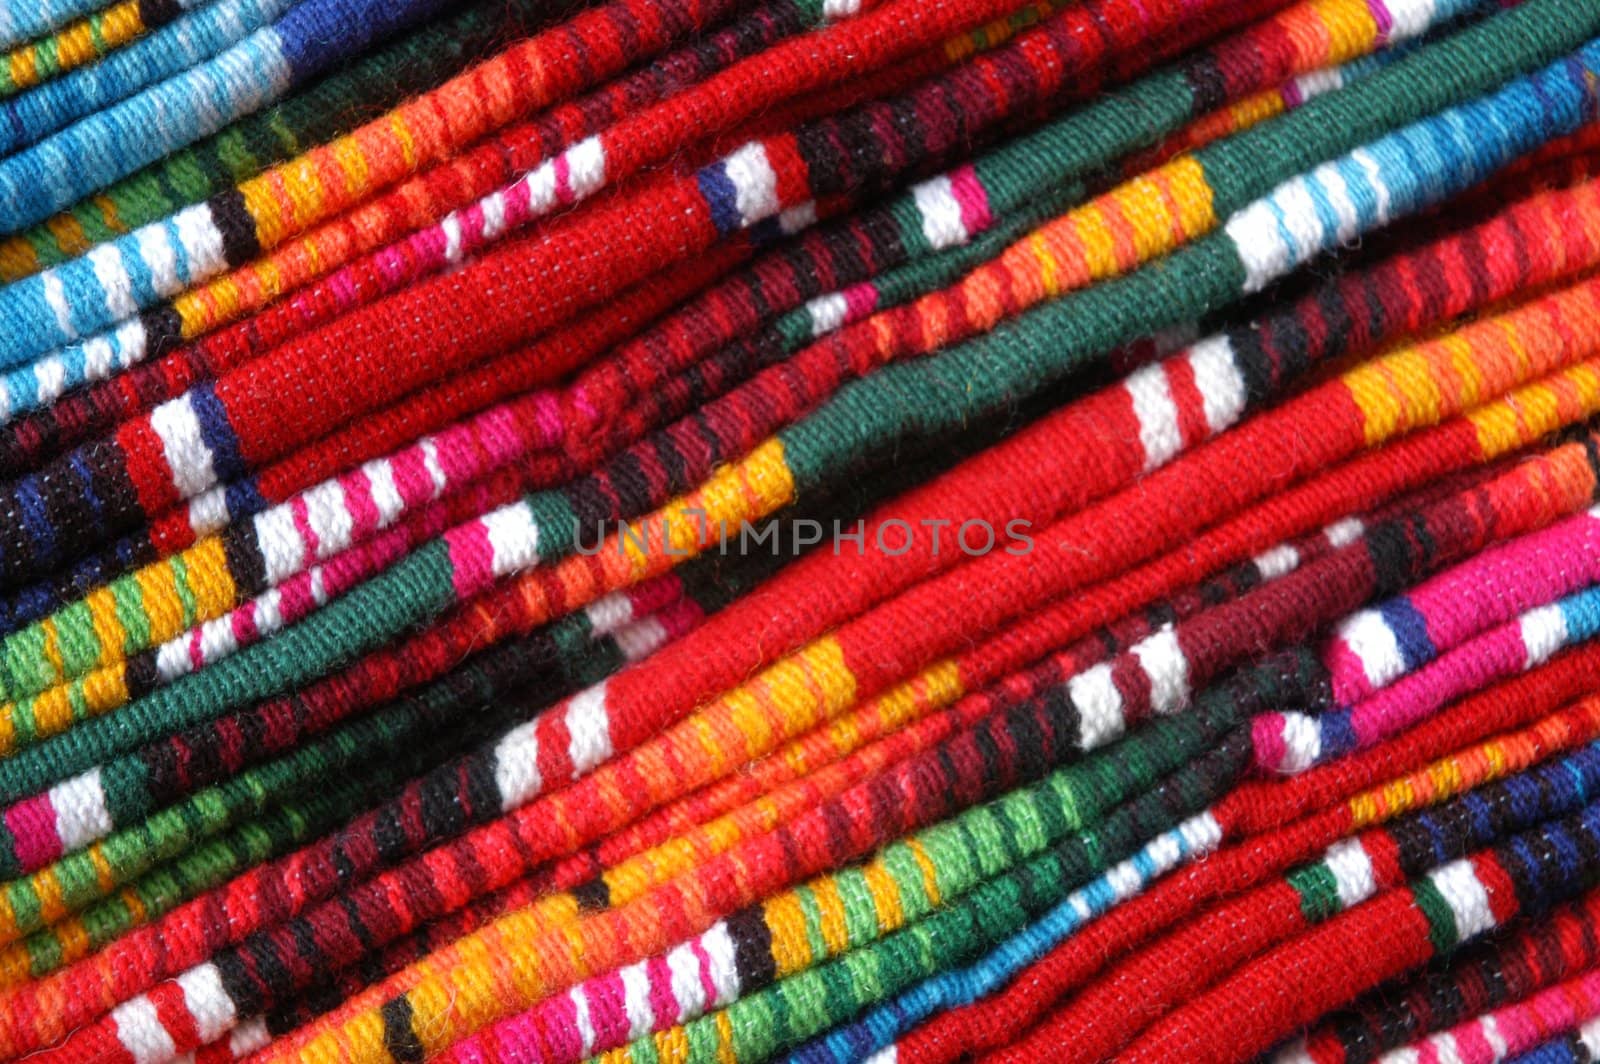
[5,0,1600,1061]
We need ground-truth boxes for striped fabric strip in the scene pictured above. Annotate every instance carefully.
[0,1,1574,764]
[0,0,295,155]
[0,0,203,52]
[0,0,461,233]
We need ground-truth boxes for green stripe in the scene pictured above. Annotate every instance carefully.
[1412,874,1462,954]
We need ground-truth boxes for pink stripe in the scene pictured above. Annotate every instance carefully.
[528,992,579,1056]
[653,597,706,640]
[840,281,879,326]
[554,151,577,207]
[690,935,720,1009]
[530,391,565,449]
[388,447,437,508]
[947,164,993,235]
[230,596,261,647]
[586,972,631,1049]
[6,793,62,869]
[1329,511,1600,703]
[646,954,679,1031]
[1349,620,1543,752]
[460,201,489,248]
[1450,1023,1497,1064]
[275,571,318,621]
[1251,714,1290,773]
[340,468,381,538]
[444,521,496,599]
[289,496,318,567]
[429,424,478,487]
[629,573,684,618]
[1322,639,1372,706]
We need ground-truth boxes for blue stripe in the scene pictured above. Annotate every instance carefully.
[1378,597,1435,672]
[697,162,744,236]
[188,382,246,483]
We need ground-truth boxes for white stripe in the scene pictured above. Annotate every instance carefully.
[723,143,781,227]
[1481,1015,1508,1058]
[483,501,541,577]
[176,202,227,282]
[228,1017,271,1058]
[492,721,541,809]
[1519,602,1569,669]
[701,922,741,1006]
[1323,839,1377,908]
[33,356,65,408]
[1068,663,1124,749]
[615,615,671,662]
[778,201,817,234]
[1388,0,1440,40]
[420,437,449,496]
[1333,609,1407,691]
[807,292,850,337]
[1253,544,1300,581]
[1274,712,1322,773]
[252,586,284,634]
[1576,1014,1600,1056]
[1132,626,1189,716]
[481,191,508,242]
[252,504,305,585]
[1413,1032,1464,1064]
[91,319,146,384]
[566,136,607,199]
[621,961,656,1040]
[1427,860,1496,941]
[584,591,637,636]
[149,393,217,498]
[565,682,613,774]
[42,271,77,340]
[1185,334,1246,435]
[187,485,230,538]
[1290,67,1346,101]
[155,634,194,683]
[570,984,598,1057]
[518,158,559,220]
[1273,1038,1314,1064]
[111,997,178,1064]
[666,940,709,1021]
[365,459,405,526]
[177,964,238,1045]
[1351,147,1392,225]
[1124,363,1182,470]
[911,174,969,251]
[1183,811,1224,853]
[1325,517,1365,548]
[441,214,464,264]
[1311,162,1362,244]
[302,480,354,560]
[1270,177,1325,265]
[1223,198,1292,293]
[50,768,113,851]
[88,245,137,319]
